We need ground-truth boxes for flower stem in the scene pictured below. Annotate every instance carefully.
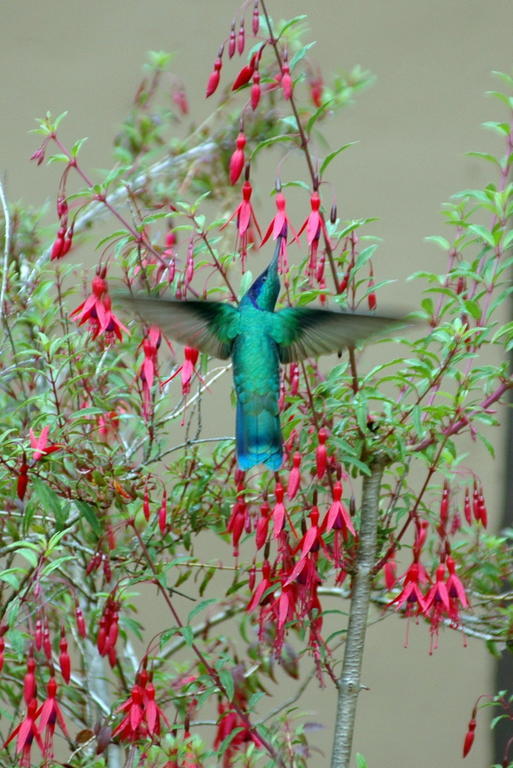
[330,458,385,768]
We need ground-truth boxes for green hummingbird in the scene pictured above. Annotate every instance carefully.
[118,237,401,471]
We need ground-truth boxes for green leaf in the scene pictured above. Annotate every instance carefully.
[355,753,369,768]
[468,224,495,248]
[277,15,308,38]
[180,625,194,646]
[32,478,68,529]
[218,668,235,701]
[187,598,217,624]
[306,98,334,133]
[74,500,102,536]
[424,235,451,251]
[71,137,88,157]
[320,142,357,176]
[251,134,296,161]
[290,41,316,70]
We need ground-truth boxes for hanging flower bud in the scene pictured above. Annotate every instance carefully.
[35,618,43,651]
[287,452,302,500]
[316,428,329,479]
[172,86,189,115]
[59,628,71,684]
[251,70,261,110]
[237,19,245,55]
[17,455,29,500]
[158,490,168,534]
[272,482,286,538]
[383,558,397,589]
[252,0,260,35]
[232,50,260,90]
[43,622,52,661]
[206,47,223,98]
[228,21,237,58]
[367,263,377,310]
[50,226,67,260]
[464,488,472,525]
[440,481,449,528]
[229,131,247,185]
[23,654,37,704]
[309,74,324,108]
[75,605,87,638]
[462,713,477,758]
[280,53,292,100]
[56,195,68,219]
[476,486,488,527]
[256,501,270,550]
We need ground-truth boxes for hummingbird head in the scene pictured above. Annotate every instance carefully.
[244,240,281,311]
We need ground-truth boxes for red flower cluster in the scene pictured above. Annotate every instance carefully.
[113,668,170,743]
[70,267,128,342]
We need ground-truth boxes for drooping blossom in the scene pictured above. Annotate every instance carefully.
[113,670,171,743]
[139,326,162,419]
[206,47,223,98]
[29,426,62,462]
[229,131,247,185]
[296,190,329,277]
[260,189,297,273]
[220,177,261,267]
[3,698,44,768]
[70,267,129,342]
[163,346,202,396]
[38,676,69,759]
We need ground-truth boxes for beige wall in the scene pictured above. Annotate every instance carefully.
[3,1,513,765]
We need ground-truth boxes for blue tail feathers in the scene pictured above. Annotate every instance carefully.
[236,401,283,471]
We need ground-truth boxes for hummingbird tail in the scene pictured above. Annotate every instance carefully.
[236,400,283,471]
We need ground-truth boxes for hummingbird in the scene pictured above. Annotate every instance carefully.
[118,236,402,471]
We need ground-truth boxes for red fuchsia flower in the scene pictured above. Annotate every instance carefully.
[424,563,451,647]
[97,409,121,441]
[221,176,261,266]
[58,629,71,684]
[308,72,324,108]
[227,492,249,555]
[475,484,488,526]
[383,558,397,589]
[159,230,177,284]
[462,708,477,758]
[260,189,297,274]
[29,426,61,462]
[228,20,236,58]
[206,46,223,98]
[17,454,29,500]
[285,507,330,585]
[439,480,449,529]
[113,673,171,743]
[247,560,275,612]
[296,190,329,278]
[280,53,293,100]
[50,222,74,260]
[322,481,355,536]
[250,69,261,110]
[367,263,377,310]
[38,675,70,759]
[315,427,329,479]
[140,325,162,420]
[237,19,245,54]
[214,701,261,768]
[231,49,261,91]
[272,482,287,538]
[70,268,129,342]
[4,698,44,767]
[97,596,120,667]
[229,131,247,185]
[158,490,168,534]
[287,452,302,500]
[388,560,428,618]
[255,500,271,550]
[23,654,37,705]
[75,604,87,638]
[252,0,260,35]
[163,346,202,395]
[463,488,472,525]
[445,556,469,622]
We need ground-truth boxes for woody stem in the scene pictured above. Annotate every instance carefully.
[330,458,385,768]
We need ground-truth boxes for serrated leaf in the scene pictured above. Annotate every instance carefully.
[320,142,357,176]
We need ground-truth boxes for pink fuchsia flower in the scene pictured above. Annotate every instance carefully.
[139,326,162,420]
[445,556,469,622]
[287,452,302,500]
[163,346,202,396]
[38,676,69,759]
[70,268,129,342]
[3,698,44,767]
[260,189,297,274]
[322,481,355,537]
[221,177,261,267]
[296,190,329,277]
[29,426,62,462]
[388,561,427,617]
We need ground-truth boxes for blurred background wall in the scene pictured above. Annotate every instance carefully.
[2,1,513,765]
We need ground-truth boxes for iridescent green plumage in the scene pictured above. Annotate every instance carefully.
[118,238,402,470]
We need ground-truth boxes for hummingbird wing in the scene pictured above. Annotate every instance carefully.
[271,307,404,363]
[115,295,239,359]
